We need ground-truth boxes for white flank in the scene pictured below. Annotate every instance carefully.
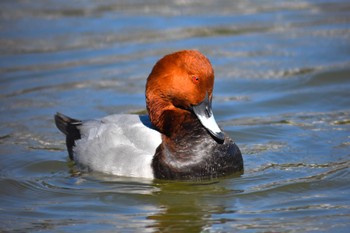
[74,114,162,179]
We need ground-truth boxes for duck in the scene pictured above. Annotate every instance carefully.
[55,50,243,180]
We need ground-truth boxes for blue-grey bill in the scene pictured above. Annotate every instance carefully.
[192,93,225,142]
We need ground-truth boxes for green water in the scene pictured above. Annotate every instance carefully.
[1,1,350,232]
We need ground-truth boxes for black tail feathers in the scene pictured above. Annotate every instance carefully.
[54,112,82,160]
[55,112,81,135]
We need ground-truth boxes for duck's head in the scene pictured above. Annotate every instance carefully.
[145,50,224,142]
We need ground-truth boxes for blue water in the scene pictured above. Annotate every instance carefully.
[1,1,350,232]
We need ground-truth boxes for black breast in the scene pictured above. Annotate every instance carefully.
[151,122,243,180]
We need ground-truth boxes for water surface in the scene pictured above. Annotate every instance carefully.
[1,1,350,232]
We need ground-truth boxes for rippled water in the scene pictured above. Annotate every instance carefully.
[1,1,350,232]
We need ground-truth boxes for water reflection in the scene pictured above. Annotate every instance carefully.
[146,179,240,232]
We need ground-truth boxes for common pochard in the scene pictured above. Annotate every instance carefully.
[55,50,243,180]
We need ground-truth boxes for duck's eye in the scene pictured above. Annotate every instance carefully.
[192,75,199,84]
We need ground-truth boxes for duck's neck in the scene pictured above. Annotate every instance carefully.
[155,107,204,140]
[161,113,212,161]
[147,95,195,138]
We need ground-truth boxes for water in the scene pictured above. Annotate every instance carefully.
[1,1,350,232]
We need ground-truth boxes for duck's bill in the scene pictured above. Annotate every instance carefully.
[192,93,225,142]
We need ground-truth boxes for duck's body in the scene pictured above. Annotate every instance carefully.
[55,114,161,178]
[55,50,243,180]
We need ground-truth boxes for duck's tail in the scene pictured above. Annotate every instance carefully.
[54,112,82,160]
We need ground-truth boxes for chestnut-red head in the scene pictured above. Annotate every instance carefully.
[146,50,224,141]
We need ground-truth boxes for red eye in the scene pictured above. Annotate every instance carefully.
[192,75,199,84]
